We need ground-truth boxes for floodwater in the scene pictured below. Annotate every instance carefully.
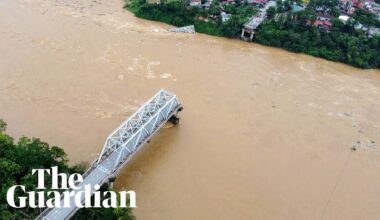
[1,0,380,219]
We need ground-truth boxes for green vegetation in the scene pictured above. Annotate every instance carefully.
[0,119,6,132]
[353,9,380,28]
[126,0,380,68]
[267,6,276,19]
[0,119,134,220]
[275,0,294,12]
[126,0,258,37]
[73,198,134,220]
[254,0,380,68]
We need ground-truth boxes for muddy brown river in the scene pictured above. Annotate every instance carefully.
[1,0,380,219]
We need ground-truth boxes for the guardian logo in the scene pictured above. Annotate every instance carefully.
[6,166,136,208]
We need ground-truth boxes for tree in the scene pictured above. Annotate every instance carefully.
[298,9,316,25]
[353,9,380,27]
[254,12,380,68]
[0,119,6,132]
[224,4,237,14]
[209,0,221,16]
[267,6,277,19]
[221,16,243,37]
[276,0,284,12]
[73,194,135,220]
[283,0,293,11]
[0,119,135,220]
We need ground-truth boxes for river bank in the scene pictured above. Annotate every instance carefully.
[1,0,380,219]
[125,0,380,69]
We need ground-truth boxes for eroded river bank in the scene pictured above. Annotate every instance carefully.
[1,0,380,219]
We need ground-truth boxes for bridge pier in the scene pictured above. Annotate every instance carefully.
[101,176,117,190]
[169,106,183,125]
[108,176,116,190]
[241,28,254,41]
[169,115,180,125]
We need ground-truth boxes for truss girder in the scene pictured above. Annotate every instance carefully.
[96,89,180,172]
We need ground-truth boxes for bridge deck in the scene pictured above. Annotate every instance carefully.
[37,89,182,220]
[244,1,276,30]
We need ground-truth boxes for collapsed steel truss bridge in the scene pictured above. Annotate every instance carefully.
[37,89,182,220]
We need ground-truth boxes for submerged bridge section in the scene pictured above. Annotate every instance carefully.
[37,89,183,220]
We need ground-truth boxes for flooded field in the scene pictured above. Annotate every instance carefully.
[0,0,380,219]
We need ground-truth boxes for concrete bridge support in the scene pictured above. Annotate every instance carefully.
[241,28,254,41]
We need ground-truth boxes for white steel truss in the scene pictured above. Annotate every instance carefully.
[97,89,182,172]
[36,89,182,220]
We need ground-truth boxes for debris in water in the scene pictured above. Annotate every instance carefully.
[168,25,195,33]
[367,140,376,148]
[343,112,352,117]
[271,101,276,108]
[352,141,361,151]
[252,81,260,88]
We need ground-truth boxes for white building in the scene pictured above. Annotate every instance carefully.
[190,0,202,7]
[221,12,232,22]
[338,15,350,24]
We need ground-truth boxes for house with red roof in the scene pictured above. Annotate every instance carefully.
[352,0,364,8]
[314,20,333,30]
[306,18,333,30]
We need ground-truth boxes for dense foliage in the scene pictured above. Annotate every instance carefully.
[73,197,134,220]
[255,15,380,68]
[126,0,258,37]
[0,119,134,220]
[276,0,295,12]
[353,9,380,28]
